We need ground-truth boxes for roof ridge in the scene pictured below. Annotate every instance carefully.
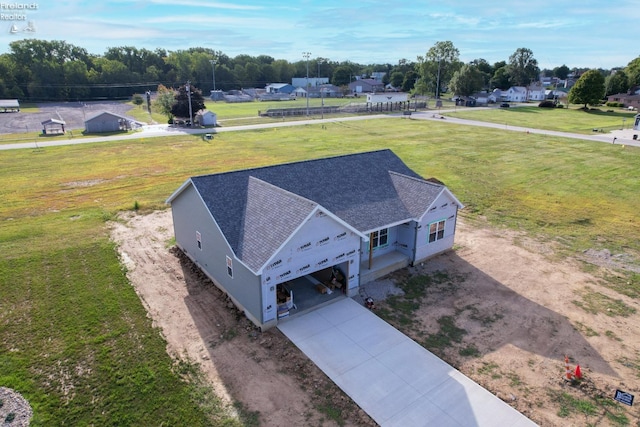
[388,170,442,188]
[247,176,317,207]
[193,149,394,179]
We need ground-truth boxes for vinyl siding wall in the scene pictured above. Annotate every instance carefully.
[170,184,263,325]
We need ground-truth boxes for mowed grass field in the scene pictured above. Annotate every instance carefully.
[1,115,639,424]
[446,105,638,134]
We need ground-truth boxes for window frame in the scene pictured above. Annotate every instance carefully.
[428,220,446,243]
[371,228,389,250]
[226,255,233,278]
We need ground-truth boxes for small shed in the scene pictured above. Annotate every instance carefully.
[84,111,137,133]
[0,99,20,113]
[195,110,217,126]
[41,118,66,135]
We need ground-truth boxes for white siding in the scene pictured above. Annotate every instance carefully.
[261,209,361,320]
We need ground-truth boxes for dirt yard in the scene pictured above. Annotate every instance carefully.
[110,210,639,426]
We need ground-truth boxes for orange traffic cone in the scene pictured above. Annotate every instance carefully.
[574,365,582,380]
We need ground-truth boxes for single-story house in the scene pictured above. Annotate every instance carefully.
[607,93,640,110]
[472,92,498,105]
[0,99,20,113]
[195,109,217,126]
[545,89,568,101]
[84,111,140,133]
[348,78,385,94]
[166,149,464,330]
[265,83,296,95]
[41,118,66,134]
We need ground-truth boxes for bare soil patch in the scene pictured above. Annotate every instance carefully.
[109,210,375,427]
[110,211,640,426]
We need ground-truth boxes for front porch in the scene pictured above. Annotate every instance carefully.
[359,251,410,284]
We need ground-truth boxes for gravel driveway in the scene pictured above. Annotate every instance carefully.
[0,101,135,134]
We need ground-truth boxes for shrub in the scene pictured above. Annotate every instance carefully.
[538,100,556,108]
[556,104,564,108]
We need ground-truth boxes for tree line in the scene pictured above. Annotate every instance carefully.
[0,38,639,102]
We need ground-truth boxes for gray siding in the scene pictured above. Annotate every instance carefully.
[415,192,459,262]
[171,184,263,325]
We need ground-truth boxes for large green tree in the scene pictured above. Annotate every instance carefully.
[605,70,629,96]
[170,84,206,120]
[449,64,484,96]
[553,64,570,80]
[416,41,461,97]
[568,69,605,108]
[332,65,354,86]
[490,66,511,89]
[153,84,176,121]
[507,48,539,86]
[624,56,640,87]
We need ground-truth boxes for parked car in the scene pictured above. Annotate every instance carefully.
[500,103,510,108]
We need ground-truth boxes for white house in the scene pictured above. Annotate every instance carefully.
[502,86,528,102]
[527,83,546,101]
[166,150,464,330]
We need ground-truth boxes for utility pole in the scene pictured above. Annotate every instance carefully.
[210,59,217,101]
[186,81,193,126]
[303,51,311,116]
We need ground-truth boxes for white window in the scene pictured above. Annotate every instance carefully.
[226,256,233,278]
[428,220,446,243]
[196,231,202,250]
[371,228,388,249]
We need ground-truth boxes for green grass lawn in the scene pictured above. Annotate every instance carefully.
[446,105,638,134]
[1,117,639,424]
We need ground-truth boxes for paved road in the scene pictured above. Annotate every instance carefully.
[1,109,639,151]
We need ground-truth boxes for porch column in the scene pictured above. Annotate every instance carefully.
[368,232,374,270]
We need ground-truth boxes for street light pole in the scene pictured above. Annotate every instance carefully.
[303,51,311,116]
[186,81,193,126]
[210,59,217,101]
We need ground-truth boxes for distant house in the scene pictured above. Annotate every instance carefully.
[527,83,546,101]
[607,93,640,110]
[472,92,498,105]
[265,83,295,95]
[545,89,569,101]
[0,99,20,113]
[84,111,140,133]
[503,86,528,102]
[166,149,464,330]
[195,110,217,126]
[349,79,385,94]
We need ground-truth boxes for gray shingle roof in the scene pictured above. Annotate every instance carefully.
[187,149,449,272]
[239,177,317,271]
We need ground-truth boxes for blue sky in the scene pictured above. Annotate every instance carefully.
[1,0,638,69]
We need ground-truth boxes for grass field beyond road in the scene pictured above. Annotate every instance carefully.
[0,117,639,424]
[446,105,637,134]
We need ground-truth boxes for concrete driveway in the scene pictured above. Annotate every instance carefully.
[278,298,537,427]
